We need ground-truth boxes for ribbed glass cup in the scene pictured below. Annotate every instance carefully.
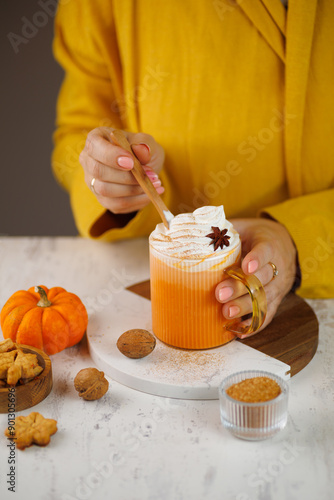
[219,370,289,440]
[149,238,241,349]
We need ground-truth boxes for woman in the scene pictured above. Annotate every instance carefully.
[52,0,334,334]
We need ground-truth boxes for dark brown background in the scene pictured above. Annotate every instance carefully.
[1,0,77,236]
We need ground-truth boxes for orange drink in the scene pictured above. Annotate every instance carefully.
[149,206,266,349]
[150,241,241,349]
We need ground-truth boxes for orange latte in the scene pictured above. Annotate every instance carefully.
[149,206,242,349]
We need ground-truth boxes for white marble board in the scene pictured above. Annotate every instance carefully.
[87,285,290,400]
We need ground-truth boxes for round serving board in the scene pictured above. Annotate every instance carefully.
[128,281,319,377]
[0,345,53,413]
[87,280,319,400]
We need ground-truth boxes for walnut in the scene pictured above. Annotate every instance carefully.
[117,329,156,359]
[74,368,109,401]
[4,412,57,450]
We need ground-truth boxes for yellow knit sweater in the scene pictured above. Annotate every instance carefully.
[52,0,334,298]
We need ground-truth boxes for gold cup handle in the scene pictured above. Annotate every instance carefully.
[224,265,267,336]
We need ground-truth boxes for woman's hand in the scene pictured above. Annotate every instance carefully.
[79,127,165,213]
[215,218,297,337]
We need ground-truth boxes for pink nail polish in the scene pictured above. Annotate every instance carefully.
[248,260,258,274]
[219,287,233,302]
[152,180,162,187]
[146,171,159,182]
[229,305,240,318]
[156,186,165,194]
[117,156,134,169]
[134,143,151,153]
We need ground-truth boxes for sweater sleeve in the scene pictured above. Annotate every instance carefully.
[262,188,334,298]
[52,1,172,240]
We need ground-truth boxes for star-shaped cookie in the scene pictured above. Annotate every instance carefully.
[5,412,57,450]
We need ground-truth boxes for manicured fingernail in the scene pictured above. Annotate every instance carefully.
[145,170,159,181]
[134,143,151,153]
[229,305,240,318]
[152,180,162,187]
[156,186,165,194]
[117,156,134,169]
[219,287,233,302]
[248,260,258,274]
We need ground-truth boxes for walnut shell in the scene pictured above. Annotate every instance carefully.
[117,329,156,359]
[74,368,109,401]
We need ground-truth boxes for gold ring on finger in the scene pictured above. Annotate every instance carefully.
[268,261,278,281]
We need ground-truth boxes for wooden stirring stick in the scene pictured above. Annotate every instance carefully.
[110,130,174,229]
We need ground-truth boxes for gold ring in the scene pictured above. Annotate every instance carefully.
[90,177,96,195]
[268,261,278,281]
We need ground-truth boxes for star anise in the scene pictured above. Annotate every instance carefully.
[206,226,230,251]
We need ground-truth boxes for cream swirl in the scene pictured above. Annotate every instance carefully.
[149,206,240,259]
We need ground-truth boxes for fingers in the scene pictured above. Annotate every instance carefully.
[93,191,161,214]
[215,261,277,303]
[215,255,280,339]
[86,175,163,199]
[235,292,283,338]
[85,128,134,170]
[241,240,275,276]
[84,164,164,214]
[215,236,277,318]
[81,148,163,188]
[81,150,137,185]
[220,278,277,320]
[81,128,164,179]
[131,143,151,166]
[216,261,278,333]
[79,127,165,214]
[215,218,297,338]
[218,279,281,339]
[129,132,165,174]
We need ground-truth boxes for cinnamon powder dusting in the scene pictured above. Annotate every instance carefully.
[226,376,281,403]
[143,348,225,384]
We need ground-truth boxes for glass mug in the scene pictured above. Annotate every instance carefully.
[149,226,267,349]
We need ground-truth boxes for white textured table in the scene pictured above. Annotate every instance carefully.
[0,237,333,500]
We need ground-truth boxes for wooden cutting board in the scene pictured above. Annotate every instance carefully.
[126,281,319,377]
[87,280,318,399]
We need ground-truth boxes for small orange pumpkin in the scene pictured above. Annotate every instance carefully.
[0,286,88,355]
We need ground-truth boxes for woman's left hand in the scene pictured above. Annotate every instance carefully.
[215,217,297,337]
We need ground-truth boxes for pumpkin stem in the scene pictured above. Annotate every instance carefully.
[35,286,52,307]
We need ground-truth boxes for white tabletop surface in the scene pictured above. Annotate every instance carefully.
[0,236,333,500]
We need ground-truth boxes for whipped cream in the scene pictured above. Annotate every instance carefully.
[149,206,240,260]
